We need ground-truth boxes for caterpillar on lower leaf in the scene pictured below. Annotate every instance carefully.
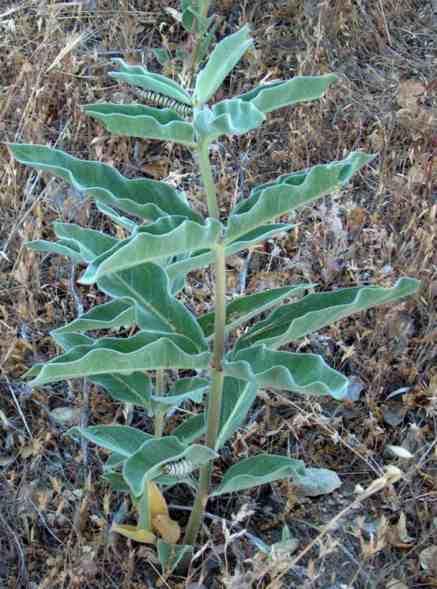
[132,89,193,119]
[162,459,197,478]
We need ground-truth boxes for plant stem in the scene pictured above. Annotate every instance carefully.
[154,370,166,438]
[138,484,151,530]
[183,142,226,545]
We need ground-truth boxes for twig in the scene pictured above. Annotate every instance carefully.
[4,377,32,439]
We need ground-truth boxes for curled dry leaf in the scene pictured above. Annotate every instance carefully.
[152,514,181,544]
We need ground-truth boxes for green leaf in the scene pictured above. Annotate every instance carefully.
[90,372,152,407]
[96,203,138,232]
[194,99,265,143]
[236,278,420,351]
[69,425,153,457]
[110,58,192,105]
[173,413,206,444]
[53,222,118,261]
[26,239,83,263]
[8,144,200,223]
[157,541,193,575]
[238,74,337,113]
[166,223,293,282]
[152,377,209,406]
[51,299,135,341]
[53,333,94,350]
[226,152,375,242]
[198,284,311,338]
[80,217,222,284]
[215,377,258,450]
[212,454,305,496]
[84,103,195,146]
[123,437,217,496]
[227,346,350,400]
[194,25,253,104]
[103,471,131,492]
[26,334,211,386]
[97,263,207,352]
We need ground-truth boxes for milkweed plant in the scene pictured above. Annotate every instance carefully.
[9,0,419,574]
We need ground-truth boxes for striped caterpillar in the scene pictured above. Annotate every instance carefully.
[132,89,193,119]
[162,459,197,478]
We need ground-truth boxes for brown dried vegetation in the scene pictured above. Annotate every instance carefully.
[0,1,435,587]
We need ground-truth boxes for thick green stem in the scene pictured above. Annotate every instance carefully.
[137,484,151,530]
[197,141,219,219]
[154,370,166,438]
[183,143,226,546]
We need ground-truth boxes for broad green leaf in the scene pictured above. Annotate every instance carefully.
[123,437,216,496]
[194,25,253,104]
[238,74,337,113]
[53,223,118,261]
[9,144,200,223]
[80,217,222,284]
[215,377,258,450]
[110,58,192,105]
[152,377,209,406]
[226,152,375,242]
[293,467,341,497]
[173,413,206,444]
[26,334,211,386]
[53,333,94,350]
[227,346,350,400]
[166,223,293,282]
[97,263,207,352]
[236,278,420,351]
[212,454,305,496]
[194,99,265,143]
[51,299,135,341]
[26,239,83,263]
[69,425,153,457]
[96,203,138,232]
[157,541,193,575]
[198,284,311,338]
[90,372,152,407]
[103,471,130,492]
[84,103,195,146]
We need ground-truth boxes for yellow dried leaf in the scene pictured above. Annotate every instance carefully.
[152,514,181,544]
[111,523,156,544]
[148,481,169,517]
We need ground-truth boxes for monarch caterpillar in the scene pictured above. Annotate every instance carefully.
[132,89,193,119]
[162,459,197,478]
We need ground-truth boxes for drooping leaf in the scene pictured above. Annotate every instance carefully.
[212,454,305,496]
[26,334,211,386]
[110,58,192,105]
[194,25,253,104]
[51,299,135,341]
[236,278,420,351]
[225,152,375,242]
[111,524,156,544]
[173,413,206,444]
[80,217,222,284]
[166,223,293,282]
[194,99,265,143]
[90,372,152,407]
[238,74,337,113]
[9,144,200,222]
[123,436,217,496]
[96,203,138,232]
[226,346,350,400]
[152,377,209,406]
[198,284,312,338]
[84,103,195,146]
[97,263,208,352]
[215,377,258,450]
[69,425,153,457]
[53,222,118,261]
[26,239,83,263]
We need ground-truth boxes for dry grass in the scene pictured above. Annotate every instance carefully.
[0,1,436,587]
